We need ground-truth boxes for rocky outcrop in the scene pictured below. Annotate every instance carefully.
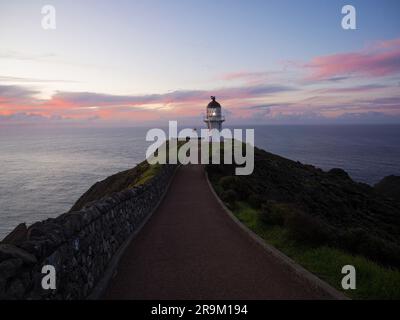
[0,164,176,300]
[1,223,28,246]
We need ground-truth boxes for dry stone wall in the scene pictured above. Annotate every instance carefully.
[0,164,177,300]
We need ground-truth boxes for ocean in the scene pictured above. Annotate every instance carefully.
[1,124,399,239]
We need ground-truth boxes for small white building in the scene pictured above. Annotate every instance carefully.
[204,96,225,131]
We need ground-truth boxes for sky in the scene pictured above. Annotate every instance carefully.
[0,0,400,126]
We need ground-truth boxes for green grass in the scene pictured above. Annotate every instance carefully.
[233,201,400,300]
[130,163,162,187]
[131,139,189,187]
[132,139,190,188]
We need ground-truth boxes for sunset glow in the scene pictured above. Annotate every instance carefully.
[1,0,400,125]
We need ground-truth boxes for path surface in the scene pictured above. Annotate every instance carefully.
[104,165,332,300]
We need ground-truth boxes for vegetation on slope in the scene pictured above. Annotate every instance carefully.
[69,139,186,211]
[232,201,400,299]
[374,175,400,202]
[70,161,161,212]
[207,146,400,299]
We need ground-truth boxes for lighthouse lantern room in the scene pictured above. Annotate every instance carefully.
[204,96,225,131]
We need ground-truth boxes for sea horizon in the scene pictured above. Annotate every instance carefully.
[2,0,400,301]
[1,123,399,239]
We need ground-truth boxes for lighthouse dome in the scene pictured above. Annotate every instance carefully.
[207,96,221,109]
[204,96,225,132]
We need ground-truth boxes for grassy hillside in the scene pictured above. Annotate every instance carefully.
[69,139,185,211]
[207,146,400,299]
[69,161,161,212]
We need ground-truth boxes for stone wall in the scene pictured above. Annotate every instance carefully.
[0,164,177,300]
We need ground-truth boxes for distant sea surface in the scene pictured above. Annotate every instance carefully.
[1,124,399,239]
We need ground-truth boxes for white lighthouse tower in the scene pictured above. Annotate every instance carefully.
[204,96,225,131]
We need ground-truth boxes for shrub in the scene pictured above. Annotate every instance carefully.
[220,189,238,206]
[339,228,368,252]
[219,176,238,190]
[218,176,249,200]
[360,236,400,267]
[259,201,288,226]
[248,194,264,209]
[285,211,331,246]
[340,228,400,267]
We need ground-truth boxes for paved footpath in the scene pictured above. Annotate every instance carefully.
[104,165,333,300]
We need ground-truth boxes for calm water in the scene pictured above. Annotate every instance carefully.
[1,124,399,239]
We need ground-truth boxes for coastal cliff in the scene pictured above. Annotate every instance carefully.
[0,163,176,300]
[1,144,399,300]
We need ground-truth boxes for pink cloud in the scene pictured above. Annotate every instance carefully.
[305,38,400,80]
[221,71,270,83]
[374,38,400,50]
[0,83,294,122]
[314,84,389,95]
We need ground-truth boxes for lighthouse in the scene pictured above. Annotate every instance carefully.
[204,96,225,131]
